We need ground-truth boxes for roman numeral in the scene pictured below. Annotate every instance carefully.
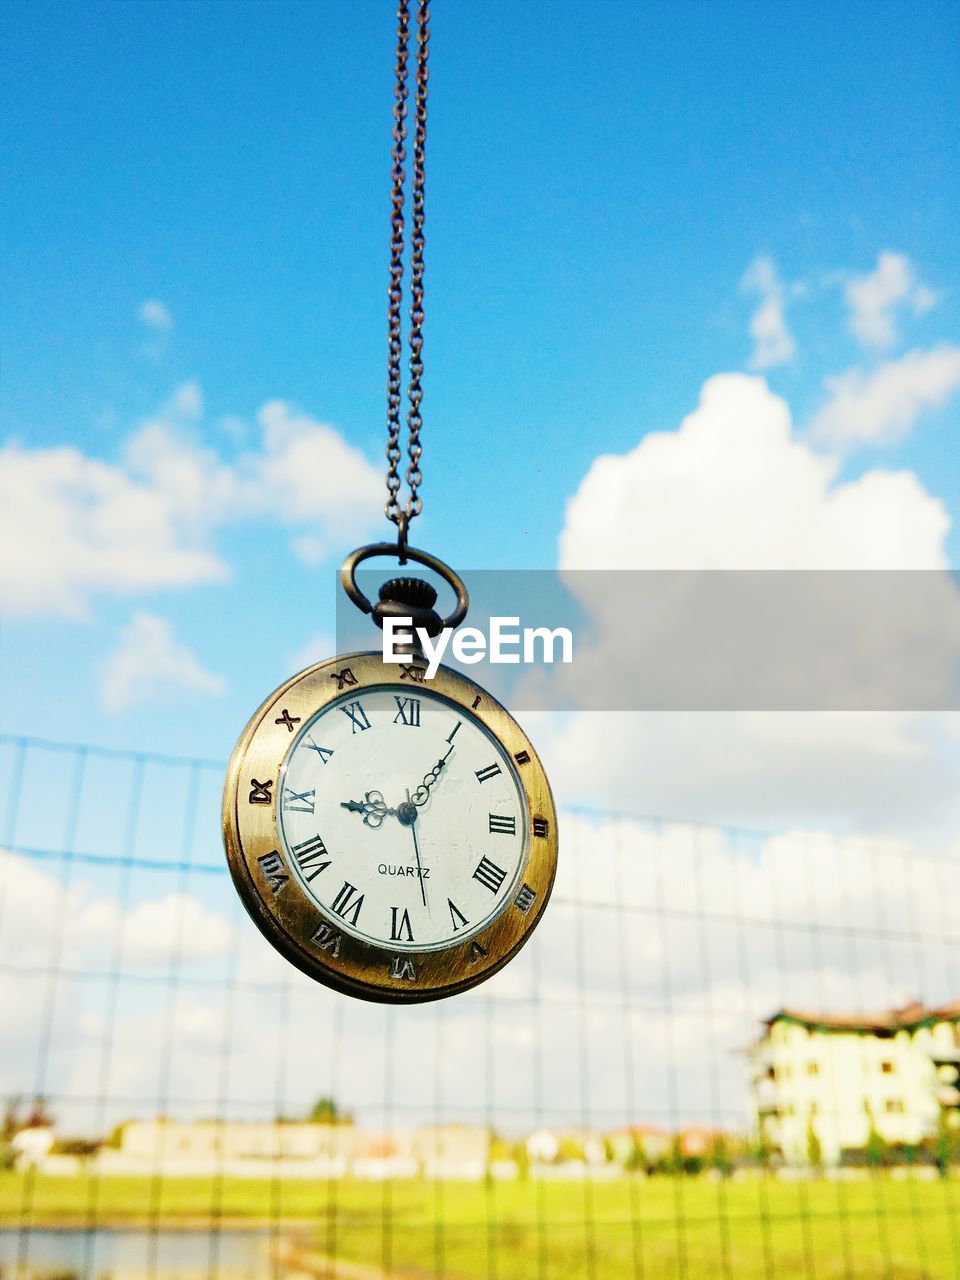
[533,817,550,838]
[489,813,516,836]
[469,940,488,963]
[447,899,469,932]
[291,834,331,881]
[391,956,416,981]
[390,906,414,941]
[473,856,507,894]
[311,923,341,957]
[400,663,425,683]
[331,881,364,925]
[340,701,371,734]
[249,778,273,804]
[475,763,501,784]
[516,884,537,915]
[331,667,358,690]
[304,737,334,764]
[514,750,530,765]
[257,850,288,895]
[393,696,421,727]
[283,786,315,814]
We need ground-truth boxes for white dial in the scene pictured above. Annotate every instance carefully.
[277,684,529,951]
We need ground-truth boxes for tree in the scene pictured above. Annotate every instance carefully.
[657,1135,707,1177]
[308,1096,353,1125]
[24,1095,53,1129]
[753,1131,775,1170]
[104,1123,127,1150]
[0,1097,23,1171]
[864,1106,889,1170]
[806,1120,823,1172]
[624,1134,647,1173]
[2,1097,21,1143]
[488,1132,513,1164]
[935,1111,960,1178]
[710,1134,733,1178]
[555,1136,585,1164]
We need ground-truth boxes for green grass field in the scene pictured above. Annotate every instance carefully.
[2,1171,959,1279]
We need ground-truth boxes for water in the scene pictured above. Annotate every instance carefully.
[0,1229,285,1280]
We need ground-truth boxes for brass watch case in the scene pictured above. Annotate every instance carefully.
[222,651,558,1003]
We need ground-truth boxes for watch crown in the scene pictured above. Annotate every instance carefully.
[378,577,438,610]
[373,576,444,648]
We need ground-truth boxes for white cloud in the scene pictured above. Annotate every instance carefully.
[139,299,173,332]
[553,373,957,836]
[740,256,796,370]
[251,401,383,563]
[100,612,225,713]
[844,251,936,350]
[0,383,382,618]
[0,441,228,618]
[124,893,233,962]
[560,372,949,571]
[0,849,235,973]
[2,825,957,1136]
[808,345,960,452]
[533,710,960,839]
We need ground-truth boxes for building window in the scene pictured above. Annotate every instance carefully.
[884,1099,904,1114]
[881,1061,894,1074]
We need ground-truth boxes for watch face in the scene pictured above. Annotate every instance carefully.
[278,686,528,952]
[222,651,557,1003]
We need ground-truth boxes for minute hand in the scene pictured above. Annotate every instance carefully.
[405,789,428,908]
[411,745,454,807]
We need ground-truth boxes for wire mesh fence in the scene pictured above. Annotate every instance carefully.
[1,732,958,1280]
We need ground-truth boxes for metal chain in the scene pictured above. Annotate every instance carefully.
[385,0,430,535]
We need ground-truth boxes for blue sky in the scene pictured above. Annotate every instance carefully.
[2,0,959,773]
[2,0,960,1140]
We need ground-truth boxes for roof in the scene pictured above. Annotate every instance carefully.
[764,997,960,1035]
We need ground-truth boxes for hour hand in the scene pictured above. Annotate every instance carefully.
[340,790,396,829]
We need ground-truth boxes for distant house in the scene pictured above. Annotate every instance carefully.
[101,1119,355,1178]
[607,1125,671,1166]
[351,1125,487,1180]
[525,1128,560,1163]
[10,1126,54,1169]
[747,998,960,1166]
[413,1124,488,1180]
[677,1127,728,1159]
[92,1118,489,1181]
[524,1127,618,1177]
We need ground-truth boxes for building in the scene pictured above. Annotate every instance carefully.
[92,1119,490,1180]
[10,1126,55,1169]
[748,998,960,1166]
[607,1125,671,1167]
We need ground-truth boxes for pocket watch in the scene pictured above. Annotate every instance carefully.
[222,546,558,1003]
[222,1,557,1001]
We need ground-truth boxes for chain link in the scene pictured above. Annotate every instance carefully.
[385,0,430,530]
